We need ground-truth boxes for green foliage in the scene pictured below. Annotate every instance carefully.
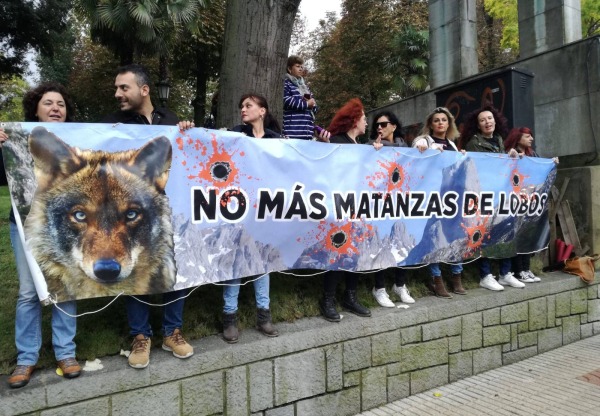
[308,0,429,126]
[484,0,518,53]
[0,0,72,80]
[0,76,28,122]
[485,0,600,57]
[75,0,210,64]
[385,26,430,97]
[582,0,600,37]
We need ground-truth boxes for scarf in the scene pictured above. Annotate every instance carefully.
[285,73,311,96]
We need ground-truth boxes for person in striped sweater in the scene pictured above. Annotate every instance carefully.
[283,55,319,140]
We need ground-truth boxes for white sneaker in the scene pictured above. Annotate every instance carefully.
[372,287,395,308]
[392,284,415,304]
[498,272,526,288]
[479,274,504,291]
[526,270,541,282]
[517,271,536,283]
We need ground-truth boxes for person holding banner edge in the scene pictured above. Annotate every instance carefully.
[102,64,194,369]
[3,82,80,388]
[460,105,525,291]
[221,93,281,343]
[412,107,467,298]
[503,127,559,283]
[367,111,415,307]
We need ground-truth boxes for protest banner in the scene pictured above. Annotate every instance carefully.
[1,122,556,301]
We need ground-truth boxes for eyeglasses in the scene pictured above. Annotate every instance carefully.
[375,121,392,128]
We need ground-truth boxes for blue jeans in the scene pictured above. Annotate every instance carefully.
[11,222,77,365]
[223,274,270,314]
[429,263,463,277]
[126,289,188,337]
[479,258,511,278]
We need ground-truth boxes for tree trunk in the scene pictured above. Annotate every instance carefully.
[193,46,209,126]
[217,0,301,129]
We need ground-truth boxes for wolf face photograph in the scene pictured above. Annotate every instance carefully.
[24,126,176,301]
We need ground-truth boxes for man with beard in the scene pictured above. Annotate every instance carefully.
[103,64,181,125]
[103,64,194,369]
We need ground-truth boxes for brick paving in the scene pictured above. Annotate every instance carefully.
[357,335,600,416]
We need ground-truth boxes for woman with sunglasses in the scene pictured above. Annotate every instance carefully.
[412,107,466,298]
[366,112,415,307]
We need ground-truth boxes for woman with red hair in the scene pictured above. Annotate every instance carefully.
[328,98,368,144]
[320,99,376,322]
[503,127,537,157]
[504,127,543,283]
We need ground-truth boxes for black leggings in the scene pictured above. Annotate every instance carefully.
[374,268,406,289]
[511,254,531,274]
[323,271,359,294]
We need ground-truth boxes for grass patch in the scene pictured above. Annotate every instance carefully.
[0,185,544,374]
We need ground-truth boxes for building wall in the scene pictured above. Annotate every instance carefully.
[368,35,600,161]
[2,275,599,416]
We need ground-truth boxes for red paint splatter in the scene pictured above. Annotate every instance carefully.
[365,158,412,193]
[460,215,490,258]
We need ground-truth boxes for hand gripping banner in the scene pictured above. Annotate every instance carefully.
[1,122,556,301]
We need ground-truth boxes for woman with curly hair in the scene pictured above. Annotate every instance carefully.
[3,82,80,388]
[460,105,523,292]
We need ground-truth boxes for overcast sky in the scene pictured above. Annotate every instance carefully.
[299,0,342,31]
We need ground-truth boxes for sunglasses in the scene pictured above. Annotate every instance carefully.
[375,121,392,128]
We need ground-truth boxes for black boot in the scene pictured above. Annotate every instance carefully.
[256,308,279,337]
[222,312,239,344]
[320,293,341,322]
[342,290,371,317]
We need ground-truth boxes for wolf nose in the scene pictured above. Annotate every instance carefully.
[93,259,122,282]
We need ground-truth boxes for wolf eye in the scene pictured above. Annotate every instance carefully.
[125,209,140,221]
[72,211,86,222]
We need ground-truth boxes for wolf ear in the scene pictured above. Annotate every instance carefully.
[131,136,173,192]
[28,127,85,190]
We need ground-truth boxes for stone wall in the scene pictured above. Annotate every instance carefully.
[2,273,599,416]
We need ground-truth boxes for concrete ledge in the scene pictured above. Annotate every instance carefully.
[1,272,598,416]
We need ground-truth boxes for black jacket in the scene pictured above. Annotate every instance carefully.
[329,133,357,144]
[102,107,179,125]
[231,124,282,139]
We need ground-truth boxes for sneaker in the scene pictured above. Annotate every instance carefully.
[498,272,526,288]
[526,270,541,282]
[392,284,415,304]
[162,329,194,359]
[372,287,395,307]
[57,357,81,379]
[517,271,536,283]
[129,334,151,369]
[479,274,504,291]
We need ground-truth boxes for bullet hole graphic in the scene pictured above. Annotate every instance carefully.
[471,229,482,244]
[210,161,231,182]
[391,167,401,184]
[330,231,348,248]
[512,173,521,187]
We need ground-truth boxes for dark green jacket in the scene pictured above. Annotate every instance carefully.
[464,133,505,154]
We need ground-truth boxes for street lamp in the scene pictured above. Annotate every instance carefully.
[156,80,171,108]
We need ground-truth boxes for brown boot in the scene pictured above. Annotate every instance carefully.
[256,308,279,337]
[432,276,452,299]
[450,274,467,295]
[223,313,239,344]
